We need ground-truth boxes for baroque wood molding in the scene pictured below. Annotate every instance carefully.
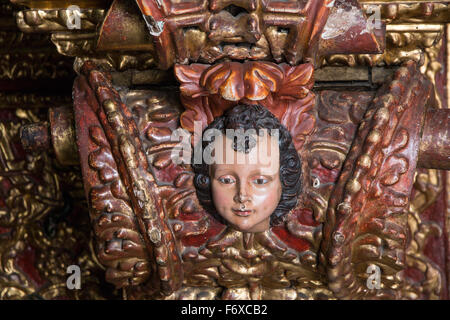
[1,0,449,301]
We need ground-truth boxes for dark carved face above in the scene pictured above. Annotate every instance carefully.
[135,0,329,67]
[203,0,311,63]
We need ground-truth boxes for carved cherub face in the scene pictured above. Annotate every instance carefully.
[210,133,282,233]
[192,104,302,232]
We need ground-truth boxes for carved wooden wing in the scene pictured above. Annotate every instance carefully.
[73,62,184,296]
[321,61,435,299]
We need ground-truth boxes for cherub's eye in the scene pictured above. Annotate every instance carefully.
[218,176,236,184]
[252,177,269,185]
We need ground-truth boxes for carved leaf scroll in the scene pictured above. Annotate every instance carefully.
[174,61,316,150]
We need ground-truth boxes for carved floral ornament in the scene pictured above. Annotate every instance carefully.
[175,61,316,150]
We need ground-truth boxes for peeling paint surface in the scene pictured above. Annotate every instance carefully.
[321,5,364,40]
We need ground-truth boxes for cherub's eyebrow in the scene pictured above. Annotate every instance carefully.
[213,169,232,175]
[248,168,278,176]
[210,165,233,176]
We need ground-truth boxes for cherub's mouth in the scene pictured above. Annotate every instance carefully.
[232,209,252,217]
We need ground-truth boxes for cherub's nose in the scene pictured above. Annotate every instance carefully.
[234,183,250,203]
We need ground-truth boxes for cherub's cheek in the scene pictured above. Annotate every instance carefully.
[212,188,228,201]
[252,186,281,205]
[212,187,233,214]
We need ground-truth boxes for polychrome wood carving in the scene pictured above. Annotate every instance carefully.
[0,0,449,300]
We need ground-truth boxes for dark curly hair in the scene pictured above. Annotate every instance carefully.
[192,104,302,226]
